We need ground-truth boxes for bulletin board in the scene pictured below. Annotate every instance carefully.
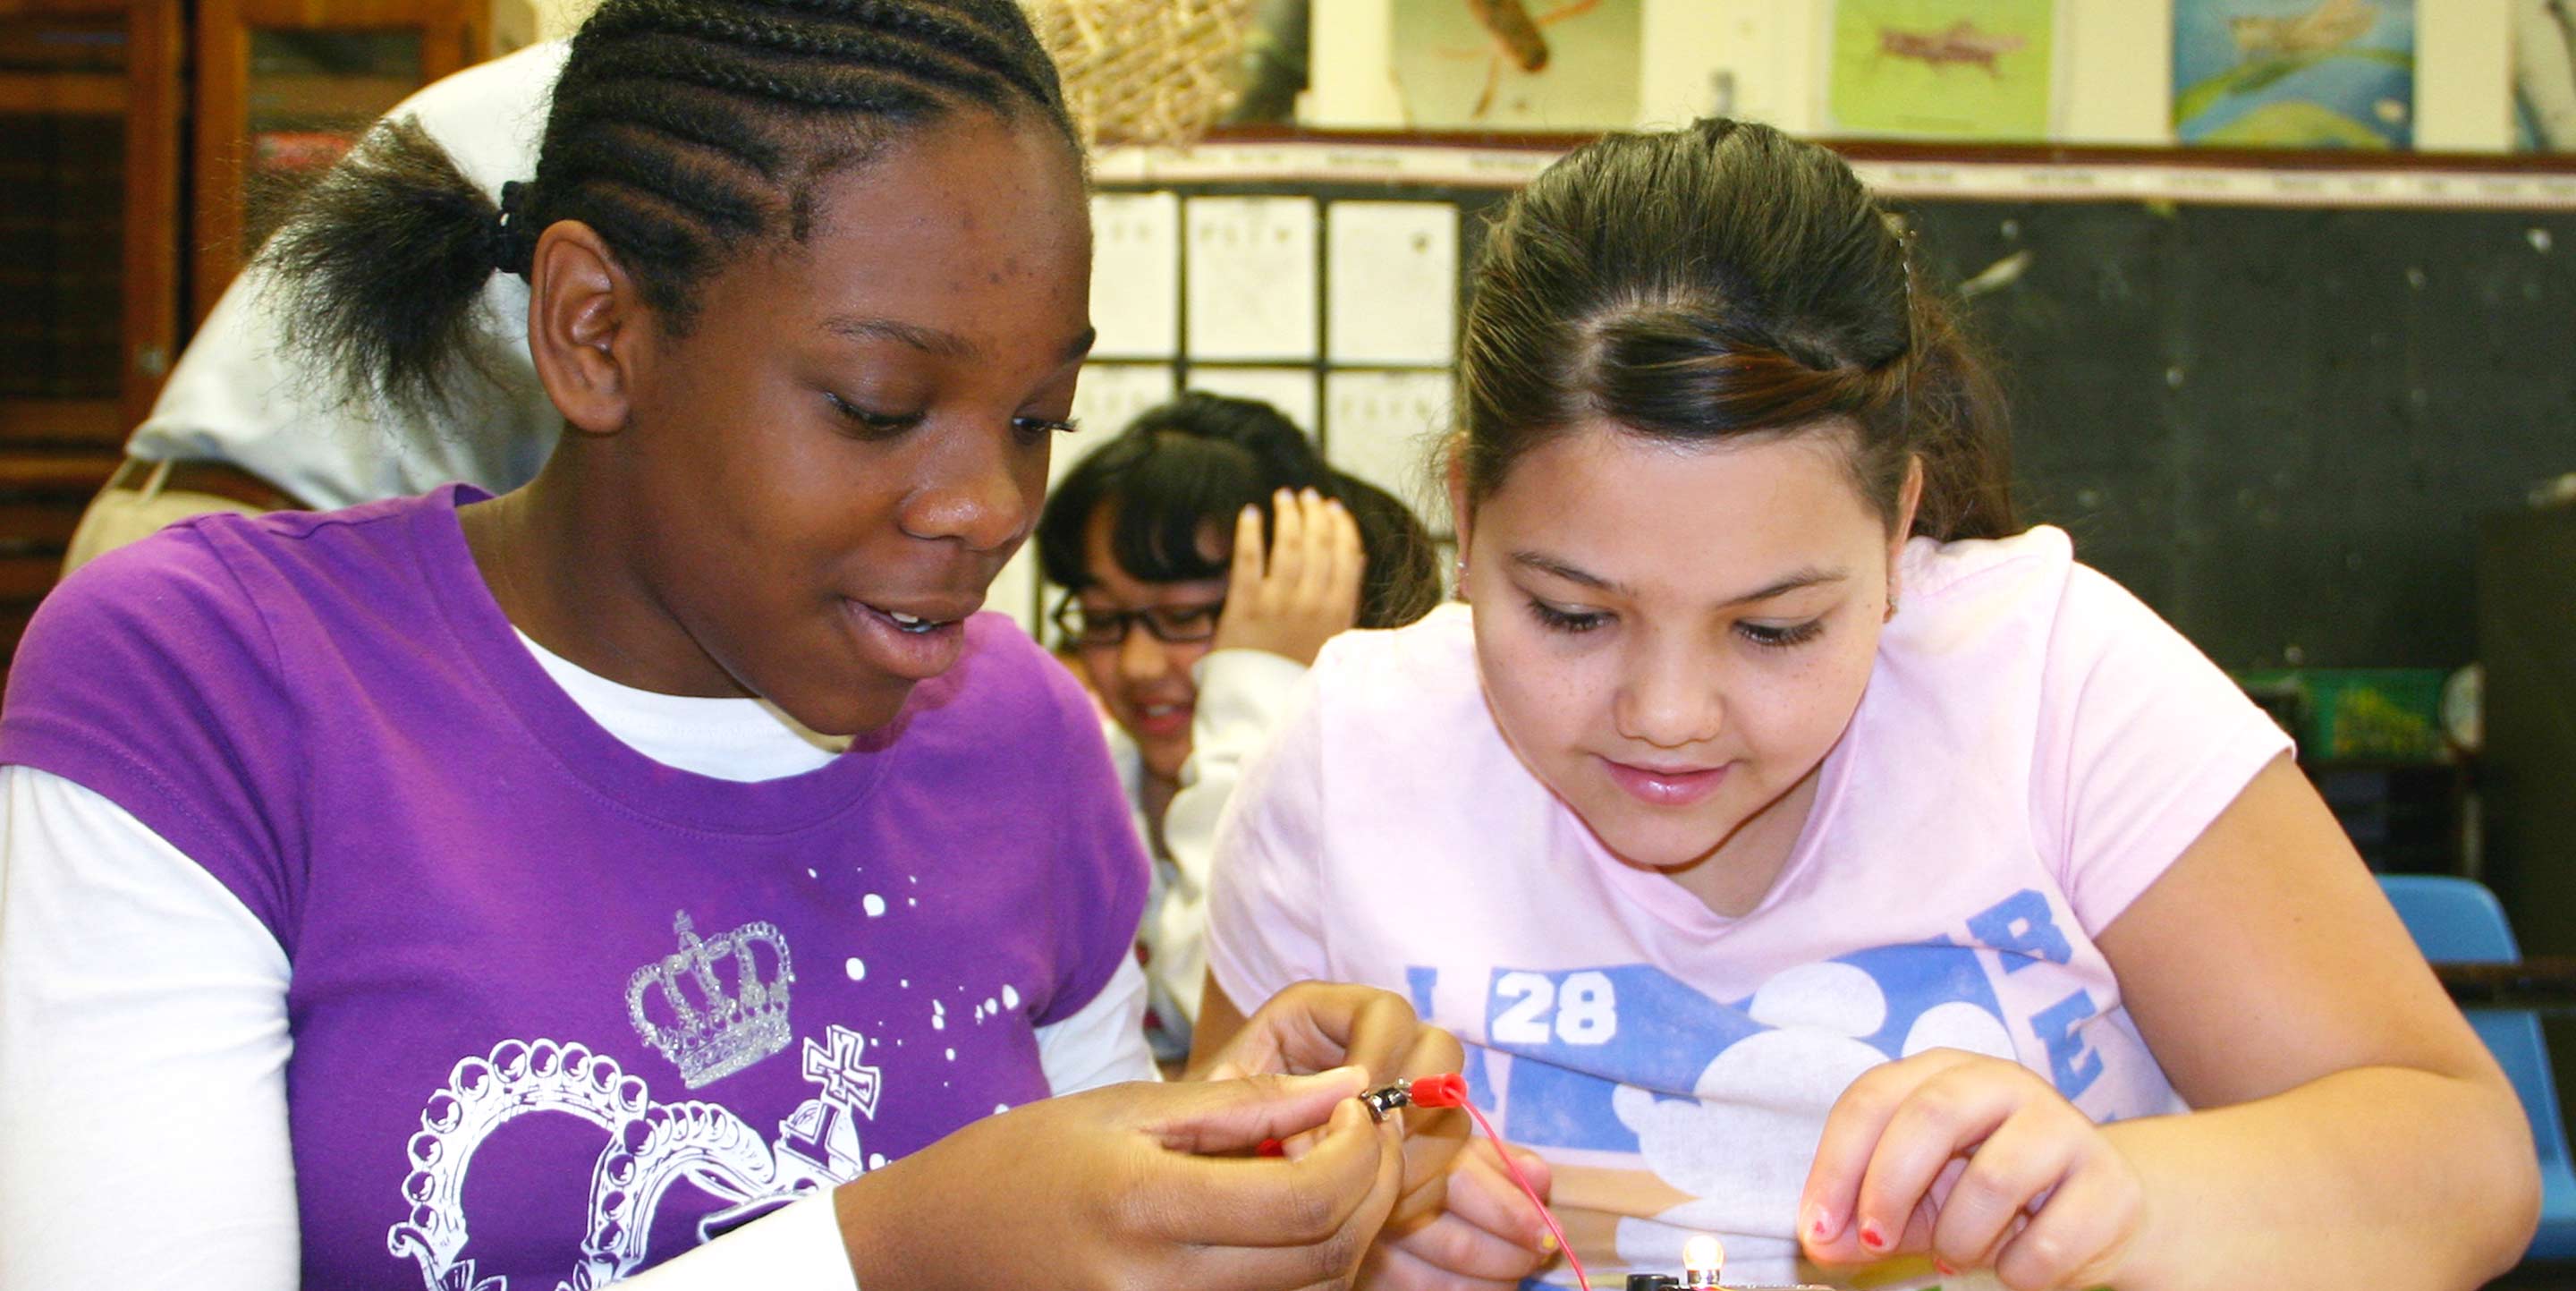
[1013,141,2576,674]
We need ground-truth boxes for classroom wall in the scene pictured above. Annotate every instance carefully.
[1316,0,2521,152]
[521,1,2522,149]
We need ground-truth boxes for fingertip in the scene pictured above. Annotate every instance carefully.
[1803,1199,1843,1244]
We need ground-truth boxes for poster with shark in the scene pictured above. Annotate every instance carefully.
[2173,0,2417,149]
[1824,0,2062,140]
[2516,0,2576,150]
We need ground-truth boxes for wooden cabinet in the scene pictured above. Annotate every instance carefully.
[0,0,496,667]
[191,0,483,327]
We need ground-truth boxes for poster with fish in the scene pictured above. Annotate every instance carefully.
[2173,0,2415,149]
[1390,0,1641,131]
[2515,0,2576,150]
[1825,0,2062,140]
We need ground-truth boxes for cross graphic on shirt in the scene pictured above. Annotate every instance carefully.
[802,1024,881,1121]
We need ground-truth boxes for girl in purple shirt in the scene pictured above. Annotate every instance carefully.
[0,2,1455,1287]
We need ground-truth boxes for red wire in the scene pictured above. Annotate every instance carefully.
[1453,1096,1590,1291]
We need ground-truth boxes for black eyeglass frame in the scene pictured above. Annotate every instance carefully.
[1049,590,1229,648]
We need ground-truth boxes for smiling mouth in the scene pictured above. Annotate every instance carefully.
[860,603,961,634]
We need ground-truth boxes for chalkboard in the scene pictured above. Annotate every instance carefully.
[1898,200,2576,671]
[1123,174,2576,672]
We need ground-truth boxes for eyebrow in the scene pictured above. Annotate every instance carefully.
[822,317,1099,366]
[1509,549,1850,607]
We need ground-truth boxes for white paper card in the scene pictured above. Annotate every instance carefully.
[1324,369,1453,524]
[988,545,1041,637]
[1059,362,1178,486]
[1185,196,1319,361]
[1188,367,1320,433]
[1089,192,1180,359]
[1326,202,1457,365]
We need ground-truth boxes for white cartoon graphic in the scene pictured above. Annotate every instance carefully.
[1608,961,2015,1282]
[390,913,877,1290]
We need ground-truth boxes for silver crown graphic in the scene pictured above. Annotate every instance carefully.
[626,911,794,1088]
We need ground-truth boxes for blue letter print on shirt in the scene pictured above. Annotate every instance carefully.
[1418,940,2014,1153]
[1965,888,2104,1099]
[1965,888,2075,975]
[2029,988,2106,1098]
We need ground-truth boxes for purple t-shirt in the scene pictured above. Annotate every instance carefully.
[1,486,1148,1289]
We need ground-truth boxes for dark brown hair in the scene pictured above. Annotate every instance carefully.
[1454,117,2013,541]
[1036,392,1441,632]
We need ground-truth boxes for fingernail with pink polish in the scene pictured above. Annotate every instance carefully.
[1858,1219,1887,1251]
[1935,1258,1959,1277]
[1804,1203,1838,1242]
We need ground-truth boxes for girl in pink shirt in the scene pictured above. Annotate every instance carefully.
[1198,119,2535,1291]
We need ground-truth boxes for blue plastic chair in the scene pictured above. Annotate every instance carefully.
[2380,874,2576,1261]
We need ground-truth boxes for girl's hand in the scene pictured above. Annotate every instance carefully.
[1211,488,1365,667]
[1362,1136,1558,1291]
[1196,981,1470,1229]
[841,1067,1405,1291]
[1799,1049,2144,1291]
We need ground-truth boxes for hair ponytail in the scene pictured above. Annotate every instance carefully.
[256,115,514,420]
[1898,287,2015,541]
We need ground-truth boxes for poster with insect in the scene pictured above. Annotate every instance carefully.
[2515,0,2576,150]
[1389,0,1641,132]
[1824,0,2061,140]
[2173,0,2415,149]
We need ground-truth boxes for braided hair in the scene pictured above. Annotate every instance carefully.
[258,0,1077,420]
[1453,118,2014,542]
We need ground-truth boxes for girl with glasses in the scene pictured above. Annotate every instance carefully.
[1036,392,1441,1062]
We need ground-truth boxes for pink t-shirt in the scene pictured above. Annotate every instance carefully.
[1208,526,2292,1287]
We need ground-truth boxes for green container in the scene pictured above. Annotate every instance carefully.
[2233,668,2452,763]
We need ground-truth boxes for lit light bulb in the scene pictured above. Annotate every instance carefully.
[1682,1233,1724,1288]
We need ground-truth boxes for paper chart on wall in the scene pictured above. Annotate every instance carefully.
[1090,192,1181,359]
[1327,201,1458,367]
[1188,367,1319,432]
[1325,369,1453,526]
[1063,363,1179,486]
[1185,196,1319,361]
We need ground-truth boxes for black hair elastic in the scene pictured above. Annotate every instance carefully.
[485,180,538,279]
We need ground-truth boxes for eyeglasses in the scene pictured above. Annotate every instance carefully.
[1051,593,1227,647]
